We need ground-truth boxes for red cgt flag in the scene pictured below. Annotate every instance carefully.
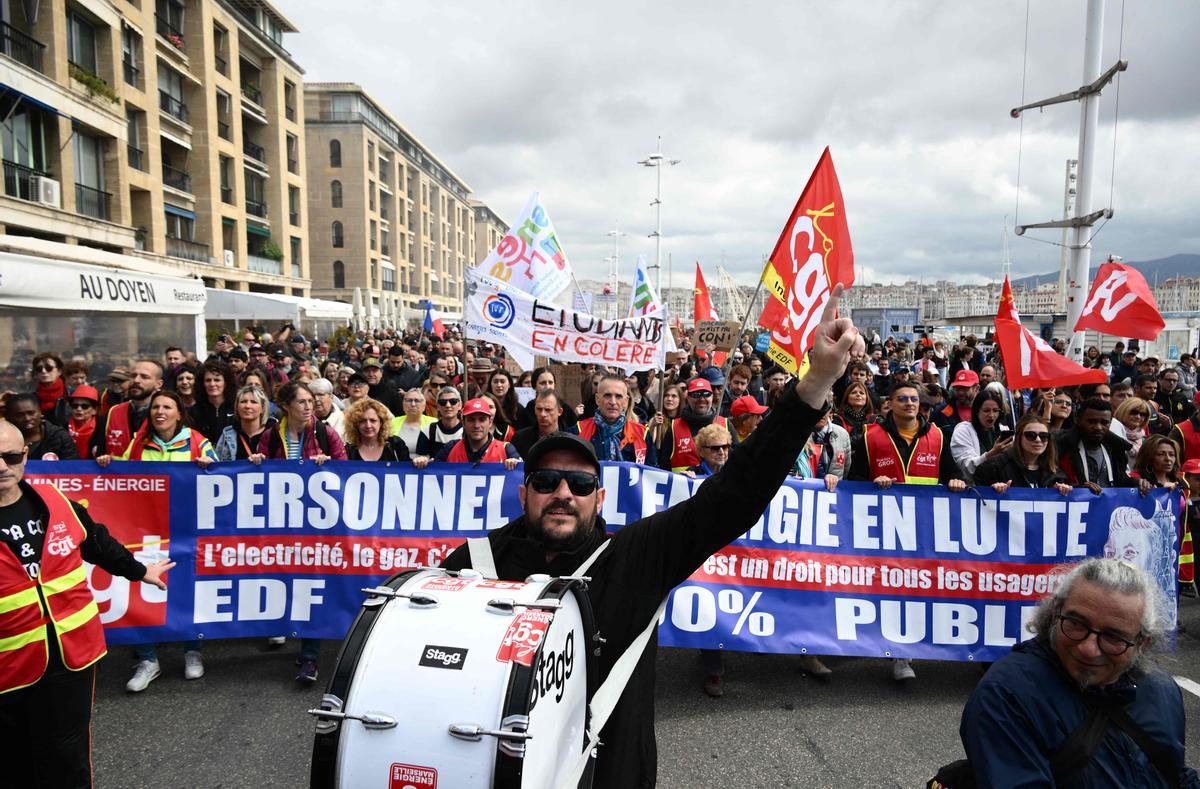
[1074,261,1165,341]
[758,147,855,374]
[693,262,718,323]
[995,277,1106,390]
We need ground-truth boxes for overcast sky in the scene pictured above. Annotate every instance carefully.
[284,1,1199,288]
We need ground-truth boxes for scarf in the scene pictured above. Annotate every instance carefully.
[37,378,65,413]
[69,416,96,459]
[805,426,836,478]
[592,411,626,461]
[1123,425,1144,461]
[841,406,869,427]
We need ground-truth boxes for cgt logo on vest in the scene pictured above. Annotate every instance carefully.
[914,452,938,466]
[419,645,468,670]
[44,522,78,557]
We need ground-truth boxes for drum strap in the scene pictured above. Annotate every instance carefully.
[466,537,498,580]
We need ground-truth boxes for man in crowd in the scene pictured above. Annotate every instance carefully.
[747,356,765,399]
[415,386,464,456]
[577,375,653,464]
[1177,353,1198,399]
[0,421,173,786]
[383,344,422,392]
[959,558,1198,786]
[97,359,163,457]
[1156,367,1195,427]
[163,346,185,377]
[658,378,729,472]
[5,393,79,460]
[1134,374,1173,436]
[513,389,565,458]
[932,370,979,431]
[361,358,401,415]
[1056,399,1139,491]
[414,397,519,469]
[1169,393,1200,465]
[1112,349,1139,384]
[849,380,965,682]
[730,395,768,445]
[721,364,760,417]
[438,286,857,788]
[288,334,311,364]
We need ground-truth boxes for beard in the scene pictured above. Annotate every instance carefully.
[528,497,596,553]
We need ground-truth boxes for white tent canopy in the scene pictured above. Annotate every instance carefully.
[205,289,352,332]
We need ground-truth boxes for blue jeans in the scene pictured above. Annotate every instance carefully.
[134,641,201,662]
[300,638,320,661]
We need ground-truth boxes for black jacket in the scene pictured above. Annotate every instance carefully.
[28,422,80,460]
[345,436,410,462]
[442,384,825,788]
[847,414,961,484]
[515,398,579,432]
[189,398,236,444]
[511,425,553,459]
[1054,427,1135,487]
[973,451,1067,488]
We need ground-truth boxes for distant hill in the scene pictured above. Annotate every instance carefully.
[1012,253,1200,288]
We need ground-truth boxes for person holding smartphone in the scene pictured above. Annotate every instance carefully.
[950,389,1012,485]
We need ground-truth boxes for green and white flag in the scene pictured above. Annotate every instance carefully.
[627,255,663,318]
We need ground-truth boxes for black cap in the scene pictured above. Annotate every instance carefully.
[347,372,368,386]
[272,348,286,358]
[523,432,601,476]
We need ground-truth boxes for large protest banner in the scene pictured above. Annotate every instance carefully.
[27,461,1181,662]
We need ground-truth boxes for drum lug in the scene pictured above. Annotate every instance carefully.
[359,587,441,609]
[307,705,398,730]
[448,716,533,752]
[311,694,343,735]
[593,632,606,656]
[486,598,516,615]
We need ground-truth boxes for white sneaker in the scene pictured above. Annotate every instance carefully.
[892,658,916,682]
[266,636,286,648]
[184,650,204,680]
[126,659,161,692]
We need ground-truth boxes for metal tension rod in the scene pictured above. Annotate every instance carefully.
[1010,58,1128,118]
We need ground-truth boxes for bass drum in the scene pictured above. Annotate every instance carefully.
[310,567,597,788]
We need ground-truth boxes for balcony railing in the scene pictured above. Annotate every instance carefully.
[127,145,146,171]
[245,198,267,217]
[243,140,265,163]
[166,236,210,262]
[0,21,45,73]
[217,120,231,140]
[241,83,263,105]
[248,254,281,275]
[220,185,233,204]
[156,16,185,50]
[123,59,139,87]
[159,90,188,123]
[3,159,50,202]
[75,183,111,220]
[161,162,191,192]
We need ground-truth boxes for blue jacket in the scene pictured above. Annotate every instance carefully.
[961,637,1199,788]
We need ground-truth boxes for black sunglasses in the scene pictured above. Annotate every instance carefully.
[526,469,600,496]
[1022,431,1051,442]
[438,398,460,406]
[0,449,26,466]
[688,390,713,398]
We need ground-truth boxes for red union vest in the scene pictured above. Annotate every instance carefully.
[864,422,943,485]
[447,438,509,464]
[668,416,728,472]
[0,484,108,694]
[577,419,649,464]
[104,401,135,457]
[1177,418,1200,463]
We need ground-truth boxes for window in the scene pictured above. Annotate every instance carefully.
[368,181,375,211]
[121,25,141,87]
[286,133,298,173]
[288,186,300,225]
[284,80,296,121]
[165,211,194,241]
[290,237,302,278]
[382,266,395,292]
[159,63,184,102]
[333,260,345,289]
[73,130,107,219]
[369,219,377,250]
[329,139,341,167]
[367,141,374,171]
[219,156,233,203]
[156,0,185,38]
[330,180,342,208]
[66,9,98,75]
[1,96,50,175]
[331,221,343,248]
[126,110,145,171]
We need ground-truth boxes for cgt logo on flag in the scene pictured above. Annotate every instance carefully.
[1075,261,1165,341]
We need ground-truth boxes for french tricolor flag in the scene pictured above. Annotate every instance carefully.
[423,302,445,338]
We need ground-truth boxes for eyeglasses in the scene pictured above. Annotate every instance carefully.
[1022,431,1051,442]
[438,398,460,406]
[69,402,95,410]
[0,449,26,466]
[34,364,57,372]
[1057,614,1140,656]
[526,469,600,496]
[1053,400,1073,408]
[688,390,713,398]
[702,444,731,452]
[893,395,920,404]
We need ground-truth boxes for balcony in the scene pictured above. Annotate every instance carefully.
[75,183,111,220]
[159,91,188,123]
[0,21,45,73]
[245,198,267,217]
[220,185,233,204]
[127,146,146,171]
[161,162,191,192]
[241,83,263,106]
[123,59,139,87]
[217,120,231,141]
[243,140,266,163]
[166,236,210,263]
[156,16,186,51]
[3,159,50,202]
[248,254,281,275]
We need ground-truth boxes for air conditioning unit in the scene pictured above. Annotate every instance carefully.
[223,249,235,267]
[33,177,60,208]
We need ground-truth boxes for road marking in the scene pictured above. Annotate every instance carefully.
[1173,676,1200,699]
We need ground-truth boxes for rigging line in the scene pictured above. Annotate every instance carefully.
[1013,0,1032,228]
[1107,0,1126,212]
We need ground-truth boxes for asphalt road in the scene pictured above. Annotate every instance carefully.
[92,600,1200,788]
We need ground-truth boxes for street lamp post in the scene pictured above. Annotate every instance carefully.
[607,223,625,319]
[637,136,680,298]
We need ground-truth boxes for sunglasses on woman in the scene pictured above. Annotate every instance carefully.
[525,469,600,496]
[1022,431,1051,443]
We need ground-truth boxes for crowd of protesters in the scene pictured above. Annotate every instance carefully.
[3,322,1199,699]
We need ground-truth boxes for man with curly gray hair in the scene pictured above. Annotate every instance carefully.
[956,557,1198,786]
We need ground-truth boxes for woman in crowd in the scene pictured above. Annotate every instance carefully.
[96,390,216,691]
[31,351,70,426]
[241,368,280,419]
[629,371,657,424]
[833,381,874,439]
[647,383,685,460]
[66,385,101,459]
[1084,345,1103,368]
[793,409,850,491]
[322,361,341,386]
[516,370,533,389]
[1114,396,1151,469]
[1131,435,1194,606]
[214,385,275,461]
[423,373,450,417]
[63,360,89,390]
[484,393,517,442]
[973,413,1072,495]
[344,398,410,461]
[394,388,436,456]
[190,360,236,443]
[249,381,345,684]
[488,370,520,437]
[950,389,1012,484]
[174,368,198,409]
[1047,390,1075,432]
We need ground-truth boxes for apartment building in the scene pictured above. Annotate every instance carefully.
[304,83,477,321]
[0,0,309,294]
[468,198,507,264]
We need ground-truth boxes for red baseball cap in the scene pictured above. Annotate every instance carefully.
[1182,459,1200,475]
[462,398,493,417]
[952,370,980,388]
[731,395,767,417]
[687,378,713,394]
[68,385,100,404]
